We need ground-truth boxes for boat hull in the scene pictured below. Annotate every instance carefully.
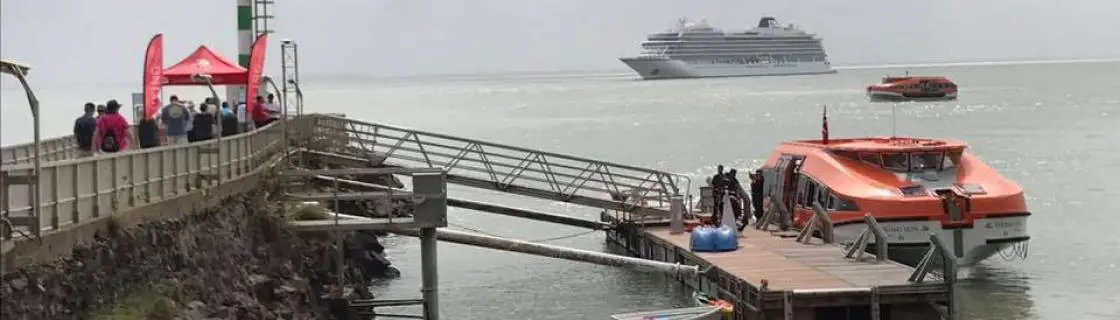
[619,57,835,80]
[831,215,1029,267]
[867,89,957,102]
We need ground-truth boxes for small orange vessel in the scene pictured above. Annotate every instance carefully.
[866,74,958,101]
[758,108,1029,266]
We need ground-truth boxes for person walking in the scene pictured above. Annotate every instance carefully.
[72,102,97,157]
[92,100,131,154]
[161,95,192,145]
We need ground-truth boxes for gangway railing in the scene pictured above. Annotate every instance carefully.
[299,115,688,217]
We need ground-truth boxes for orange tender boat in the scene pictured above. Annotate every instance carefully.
[866,75,958,101]
[758,121,1029,266]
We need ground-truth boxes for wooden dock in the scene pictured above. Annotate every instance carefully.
[603,214,951,320]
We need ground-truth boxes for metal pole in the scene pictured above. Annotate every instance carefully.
[420,227,439,320]
[388,228,703,277]
[198,76,222,187]
[10,67,42,238]
[332,177,344,287]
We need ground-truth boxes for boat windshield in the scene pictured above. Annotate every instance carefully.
[844,151,963,172]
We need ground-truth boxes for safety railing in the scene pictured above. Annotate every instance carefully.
[1,126,144,166]
[303,115,687,210]
[0,121,286,240]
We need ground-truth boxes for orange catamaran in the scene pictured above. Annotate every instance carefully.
[758,106,1029,266]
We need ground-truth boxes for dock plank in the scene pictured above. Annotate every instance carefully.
[646,226,922,290]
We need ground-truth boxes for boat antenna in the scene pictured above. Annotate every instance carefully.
[821,104,829,144]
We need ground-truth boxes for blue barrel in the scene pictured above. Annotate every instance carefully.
[689,226,718,252]
[711,226,739,252]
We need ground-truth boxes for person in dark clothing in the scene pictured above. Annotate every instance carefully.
[726,169,746,228]
[137,117,161,149]
[220,103,240,137]
[73,103,98,157]
[710,165,729,225]
[190,104,216,142]
[750,169,765,221]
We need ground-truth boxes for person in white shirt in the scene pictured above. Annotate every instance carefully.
[235,101,249,132]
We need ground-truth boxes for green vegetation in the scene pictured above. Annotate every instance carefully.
[88,280,190,320]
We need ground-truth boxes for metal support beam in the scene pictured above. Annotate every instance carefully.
[385,227,705,278]
[420,227,439,320]
[669,195,684,234]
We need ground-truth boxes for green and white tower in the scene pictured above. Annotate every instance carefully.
[229,0,273,104]
[229,0,253,105]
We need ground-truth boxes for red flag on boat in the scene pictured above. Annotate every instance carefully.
[822,105,829,144]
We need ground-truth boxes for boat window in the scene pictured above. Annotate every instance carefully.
[816,184,830,208]
[832,194,860,211]
[909,153,943,172]
[859,153,882,166]
[881,153,908,171]
[833,151,859,162]
[942,151,962,169]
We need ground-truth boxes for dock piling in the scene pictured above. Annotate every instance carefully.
[419,227,439,320]
[669,195,684,234]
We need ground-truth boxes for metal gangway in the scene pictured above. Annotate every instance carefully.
[293,115,690,218]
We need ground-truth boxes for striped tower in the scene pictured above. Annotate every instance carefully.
[228,0,253,105]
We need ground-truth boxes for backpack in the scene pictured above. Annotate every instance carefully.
[100,126,121,152]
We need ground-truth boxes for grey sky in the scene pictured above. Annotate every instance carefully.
[2,0,1118,85]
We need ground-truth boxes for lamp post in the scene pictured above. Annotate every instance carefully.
[1,59,41,239]
[192,74,223,187]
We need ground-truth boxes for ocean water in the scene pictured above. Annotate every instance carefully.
[3,61,1119,319]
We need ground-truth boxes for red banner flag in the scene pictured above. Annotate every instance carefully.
[245,33,269,117]
[822,105,829,144]
[142,34,164,120]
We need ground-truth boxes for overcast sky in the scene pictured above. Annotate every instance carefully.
[2,0,1118,86]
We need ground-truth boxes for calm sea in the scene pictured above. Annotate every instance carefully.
[2,61,1118,319]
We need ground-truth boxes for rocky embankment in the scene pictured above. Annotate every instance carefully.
[0,189,405,320]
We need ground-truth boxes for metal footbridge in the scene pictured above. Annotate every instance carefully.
[292,115,688,217]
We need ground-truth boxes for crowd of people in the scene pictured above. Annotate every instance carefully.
[72,93,282,156]
[707,164,765,230]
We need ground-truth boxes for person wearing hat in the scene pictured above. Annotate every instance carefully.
[92,100,130,153]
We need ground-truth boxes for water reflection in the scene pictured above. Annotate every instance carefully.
[959,263,1036,320]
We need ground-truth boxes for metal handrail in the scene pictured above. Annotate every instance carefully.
[312,116,686,209]
[0,121,286,239]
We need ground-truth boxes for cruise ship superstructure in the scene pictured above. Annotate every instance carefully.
[620,17,835,80]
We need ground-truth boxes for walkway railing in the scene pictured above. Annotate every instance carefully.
[299,115,688,216]
[0,126,148,166]
[2,113,693,241]
[1,121,286,240]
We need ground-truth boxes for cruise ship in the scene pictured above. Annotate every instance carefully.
[619,17,835,80]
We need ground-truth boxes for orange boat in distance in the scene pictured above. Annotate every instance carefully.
[866,74,958,101]
[758,109,1029,266]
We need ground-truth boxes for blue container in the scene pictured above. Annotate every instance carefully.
[690,226,739,252]
[711,226,739,252]
[689,226,718,252]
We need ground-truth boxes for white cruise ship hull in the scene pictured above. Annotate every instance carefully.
[619,57,836,80]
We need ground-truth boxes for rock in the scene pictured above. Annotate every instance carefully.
[1,193,401,320]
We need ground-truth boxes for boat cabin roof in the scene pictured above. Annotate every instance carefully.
[787,137,967,153]
[882,76,951,83]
